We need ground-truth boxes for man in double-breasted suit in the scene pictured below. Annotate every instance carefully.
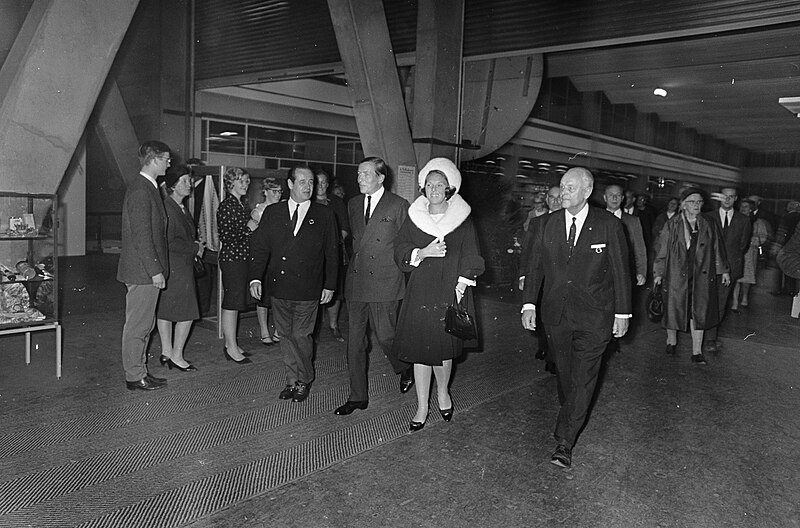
[333,157,412,416]
[521,167,632,469]
[249,166,339,403]
[703,187,751,352]
[117,141,171,391]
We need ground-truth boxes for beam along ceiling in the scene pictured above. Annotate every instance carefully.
[205,21,800,157]
[547,24,800,154]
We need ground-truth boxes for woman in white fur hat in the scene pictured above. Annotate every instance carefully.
[392,157,485,431]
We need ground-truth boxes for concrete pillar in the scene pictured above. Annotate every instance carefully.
[0,0,140,194]
[327,0,418,201]
[411,0,463,166]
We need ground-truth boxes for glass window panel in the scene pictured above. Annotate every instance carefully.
[207,121,245,155]
[250,127,295,158]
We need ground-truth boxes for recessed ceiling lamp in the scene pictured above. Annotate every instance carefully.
[653,88,667,97]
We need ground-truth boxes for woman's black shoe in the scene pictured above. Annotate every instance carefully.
[439,407,453,422]
[159,355,169,366]
[665,344,676,355]
[409,420,426,432]
[691,353,708,365]
[163,357,197,372]
[224,348,252,364]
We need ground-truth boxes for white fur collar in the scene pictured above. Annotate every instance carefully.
[408,194,471,240]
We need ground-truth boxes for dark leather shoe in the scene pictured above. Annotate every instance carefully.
[334,401,368,415]
[162,357,197,372]
[535,348,546,360]
[545,361,557,375]
[439,407,453,422]
[278,385,295,400]
[145,374,167,384]
[292,382,310,402]
[126,377,165,391]
[665,344,676,355]
[691,353,708,365]
[409,419,426,432]
[224,348,252,364]
[551,444,572,468]
[399,367,414,393]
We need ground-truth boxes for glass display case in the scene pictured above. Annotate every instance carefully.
[0,191,61,378]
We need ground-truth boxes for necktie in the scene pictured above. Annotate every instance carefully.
[291,203,299,235]
[365,195,372,225]
[723,211,729,230]
[567,216,576,259]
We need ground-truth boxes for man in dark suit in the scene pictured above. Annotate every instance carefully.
[249,166,339,403]
[116,141,171,391]
[521,167,632,469]
[703,187,751,352]
[604,184,647,286]
[334,157,412,416]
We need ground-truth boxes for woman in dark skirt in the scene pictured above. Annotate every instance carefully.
[217,167,258,364]
[392,158,484,431]
[156,166,205,371]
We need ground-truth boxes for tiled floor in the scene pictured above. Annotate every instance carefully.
[0,255,798,527]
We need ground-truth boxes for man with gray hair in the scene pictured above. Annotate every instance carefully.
[521,167,632,469]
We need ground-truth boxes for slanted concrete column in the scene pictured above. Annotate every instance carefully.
[0,0,139,194]
[327,0,417,201]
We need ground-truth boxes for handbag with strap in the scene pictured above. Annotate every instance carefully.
[647,282,664,323]
[445,290,478,340]
[193,255,206,278]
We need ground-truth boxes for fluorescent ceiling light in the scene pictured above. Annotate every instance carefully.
[219,131,238,136]
[653,88,667,97]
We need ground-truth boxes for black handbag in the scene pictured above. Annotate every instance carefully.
[445,291,477,340]
[647,282,664,323]
[193,255,206,278]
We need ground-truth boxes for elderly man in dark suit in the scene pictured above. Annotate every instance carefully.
[334,157,412,416]
[703,187,751,353]
[521,167,632,469]
[117,141,171,391]
[249,166,339,403]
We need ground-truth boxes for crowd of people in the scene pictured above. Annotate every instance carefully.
[117,141,798,471]
[116,142,483,432]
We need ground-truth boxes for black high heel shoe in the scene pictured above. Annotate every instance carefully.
[163,357,197,372]
[409,419,426,432]
[439,407,453,422]
[224,347,252,364]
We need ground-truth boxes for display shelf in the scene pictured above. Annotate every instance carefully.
[0,191,61,378]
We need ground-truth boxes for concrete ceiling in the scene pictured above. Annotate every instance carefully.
[203,22,800,157]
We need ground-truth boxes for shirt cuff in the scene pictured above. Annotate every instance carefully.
[249,280,261,287]
[615,313,632,318]
[409,248,421,267]
[457,276,476,287]
[521,303,536,313]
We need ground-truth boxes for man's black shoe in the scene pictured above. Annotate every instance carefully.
[126,377,165,391]
[145,374,167,385]
[550,444,572,468]
[399,367,414,393]
[334,401,368,415]
[278,385,295,400]
[292,382,310,402]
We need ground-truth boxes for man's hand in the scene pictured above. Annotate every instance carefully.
[636,274,646,286]
[320,289,334,304]
[653,276,662,287]
[612,317,629,338]
[152,273,166,289]
[250,282,262,300]
[721,272,731,287]
[521,308,536,331]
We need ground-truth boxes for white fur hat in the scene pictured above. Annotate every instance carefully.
[417,157,462,193]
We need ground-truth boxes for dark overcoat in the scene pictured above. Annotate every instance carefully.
[392,195,484,365]
[653,213,729,330]
[156,197,200,321]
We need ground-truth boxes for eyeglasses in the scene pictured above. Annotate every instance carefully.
[157,156,171,162]
[684,200,704,205]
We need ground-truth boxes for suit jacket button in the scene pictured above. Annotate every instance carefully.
[280,270,285,274]
[282,256,287,260]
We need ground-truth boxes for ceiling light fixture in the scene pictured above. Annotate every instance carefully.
[653,88,667,97]
[219,131,238,136]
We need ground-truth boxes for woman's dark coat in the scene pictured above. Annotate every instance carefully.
[652,212,729,330]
